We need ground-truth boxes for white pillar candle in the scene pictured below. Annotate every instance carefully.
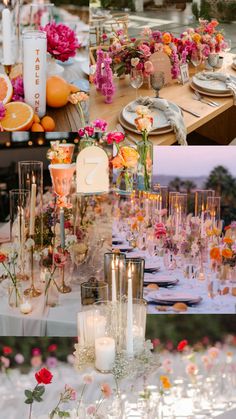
[77,312,85,346]
[2,7,13,65]
[111,260,117,302]
[23,30,47,117]
[20,300,32,314]
[175,208,179,238]
[159,195,162,223]
[29,177,37,236]
[200,206,204,238]
[126,267,133,356]
[95,336,115,372]
[83,311,106,346]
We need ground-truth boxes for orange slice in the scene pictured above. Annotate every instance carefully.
[1,102,34,131]
[0,73,13,104]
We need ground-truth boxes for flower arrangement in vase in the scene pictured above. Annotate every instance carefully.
[134,106,153,191]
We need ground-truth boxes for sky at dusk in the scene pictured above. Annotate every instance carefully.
[153,146,236,177]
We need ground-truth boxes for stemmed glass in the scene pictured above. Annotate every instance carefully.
[208,53,219,72]
[222,38,232,67]
[130,68,143,100]
[191,50,202,73]
[150,71,165,97]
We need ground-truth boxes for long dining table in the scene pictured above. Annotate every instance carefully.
[90,54,236,145]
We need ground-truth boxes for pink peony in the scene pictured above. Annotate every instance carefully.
[42,22,80,62]
[106,131,125,144]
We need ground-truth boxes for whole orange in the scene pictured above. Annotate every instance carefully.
[46,76,70,108]
[33,114,40,123]
[31,122,44,132]
[41,116,55,132]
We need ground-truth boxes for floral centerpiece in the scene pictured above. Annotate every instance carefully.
[210,237,236,282]
[112,145,139,194]
[0,246,22,308]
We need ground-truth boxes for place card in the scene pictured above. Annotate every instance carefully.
[149,51,173,85]
[179,63,190,84]
[76,146,109,194]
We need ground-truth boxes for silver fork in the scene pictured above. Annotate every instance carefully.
[193,90,219,107]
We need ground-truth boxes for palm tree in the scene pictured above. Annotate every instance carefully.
[182,180,197,194]
[168,177,184,192]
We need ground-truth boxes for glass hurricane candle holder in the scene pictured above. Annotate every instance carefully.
[120,297,147,355]
[123,258,145,299]
[29,2,54,30]
[207,196,221,227]
[81,278,109,306]
[104,252,126,301]
[195,189,215,216]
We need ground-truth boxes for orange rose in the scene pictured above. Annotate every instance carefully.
[210,247,221,261]
[162,32,172,44]
[222,248,233,259]
[112,154,125,169]
[223,237,233,245]
[192,33,201,44]
[112,146,139,169]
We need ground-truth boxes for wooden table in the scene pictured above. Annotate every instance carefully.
[90,56,236,145]
[0,50,89,132]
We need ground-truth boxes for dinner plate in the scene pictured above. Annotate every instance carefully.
[148,291,202,305]
[118,112,173,136]
[122,100,181,130]
[144,276,179,287]
[112,240,124,245]
[112,245,133,252]
[190,82,232,98]
[192,74,231,94]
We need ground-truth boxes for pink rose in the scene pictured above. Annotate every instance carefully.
[144,61,154,74]
[139,44,151,57]
[106,131,125,144]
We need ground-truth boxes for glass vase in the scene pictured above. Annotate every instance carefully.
[137,133,153,191]
[79,138,95,151]
[8,282,22,308]
[115,168,134,195]
[45,278,59,307]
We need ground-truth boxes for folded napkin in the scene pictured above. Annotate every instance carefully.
[126,97,187,146]
[196,72,236,104]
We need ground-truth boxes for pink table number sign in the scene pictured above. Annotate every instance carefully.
[76,146,109,194]
[149,51,173,85]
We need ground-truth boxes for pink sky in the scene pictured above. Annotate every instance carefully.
[153,146,236,176]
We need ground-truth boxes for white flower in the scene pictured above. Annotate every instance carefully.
[25,238,35,249]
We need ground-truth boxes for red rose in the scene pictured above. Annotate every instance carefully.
[177,339,188,352]
[106,132,125,145]
[48,344,57,352]
[3,346,13,355]
[0,253,7,263]
[35,367,53,385]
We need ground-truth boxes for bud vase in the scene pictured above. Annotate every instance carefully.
[137,133,153,191]
[8,282,22,308]
[115,168,134,195]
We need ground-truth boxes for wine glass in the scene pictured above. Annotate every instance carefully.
[191,50,202,73]
[150,71,165,98]
[222,38,232,67]
[130,68,143,100]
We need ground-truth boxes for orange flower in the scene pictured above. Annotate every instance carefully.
[112,146,139,169]
[137,214,144,222]
[222,248,233,259]
[216,33,224,43]
[192,33,201,43]
[223,237,233,245]
[160,375,171,389]
[163,45,172,56]
[162,32,172,44]
[211,19,219,27]
[134,115,153,133]
[210,247,221,261]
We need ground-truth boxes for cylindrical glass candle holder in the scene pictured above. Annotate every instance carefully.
[104,252,126,300]
[9,189,30,243]
[81,279,109,306]
[207,196,221,227]
[123,258,144,299]
[22,30,47,117]
[29,3,54,30]
[77,303,110,346]
[18,161,43,246]
[195,189,215,216]
[121,298,147,354]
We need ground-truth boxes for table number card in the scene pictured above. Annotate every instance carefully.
[76,146,109,194]
[149,51,173,85]
[179,63,190,84]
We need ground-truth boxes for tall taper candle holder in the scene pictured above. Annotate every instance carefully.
[24,237,42,297]
[58,261,71,294]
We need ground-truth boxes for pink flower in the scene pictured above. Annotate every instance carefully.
[0,102,6,120]
[208,347,220,359]
[93,119,108,132]
[144,61,154,74]
[101,383,112,398]
[65,384,77,400]
[152,338,160,348]
[1,356,10,368]
[42,22,79,62]
[102,34,108,41]
[106,131,125,144]
[186,363,198,376]
[87,405,96,415]
[139,44,151,57]
[32,348,41,356]
[154,222,167,239]
[46,356,58,369]
[31,355,42,368]
[84,126,94,137]
[15,353,24,364]
[83,374,94,384]
[53,252,67,268]
[141,27,152,37]
[162,358,173,374]
[11,77,24,102]
[78,128,85,137]
[67,354,75,365]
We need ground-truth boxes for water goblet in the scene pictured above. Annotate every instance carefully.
[150,71,165,97]
[130,68,143,100]
[191,50,202,73]
[208,53,218,72]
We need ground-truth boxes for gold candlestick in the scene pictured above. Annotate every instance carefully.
[58,264,71,294]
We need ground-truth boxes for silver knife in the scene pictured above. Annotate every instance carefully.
[179,106,201,118]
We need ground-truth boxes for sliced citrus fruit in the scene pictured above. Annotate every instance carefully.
[0,73,13,104]
[1,102,34,131]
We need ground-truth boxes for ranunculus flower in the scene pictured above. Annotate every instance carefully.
[222,248,233,259]
[177,339,188,352]
[106,131,125,144]
[83,374,93,384]
[155,222,167,239]
[78,128,85,137]
[210,247,221,262]
[134,115,153,133]
[160,375,171,389]
[42,22,79,62]
[162,32,172,44]
[84,126,94,137]
[112,146,139,169]
[54,252,67,268]
[35,367,53,385]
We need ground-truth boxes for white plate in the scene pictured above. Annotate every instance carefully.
[144,275,178,285]
[150,291,200,302]
[122,100,181,130]
[192,74,231,94]
[112,245,133,252]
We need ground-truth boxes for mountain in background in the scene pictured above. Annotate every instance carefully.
[153,175,207,189]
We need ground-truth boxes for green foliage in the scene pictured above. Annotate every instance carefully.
[192,2,199,20]
[217,1,236,22]
[200,0,211,20]
[146,315,236,344]
[24,385,45,404]
[100,0,134,11]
